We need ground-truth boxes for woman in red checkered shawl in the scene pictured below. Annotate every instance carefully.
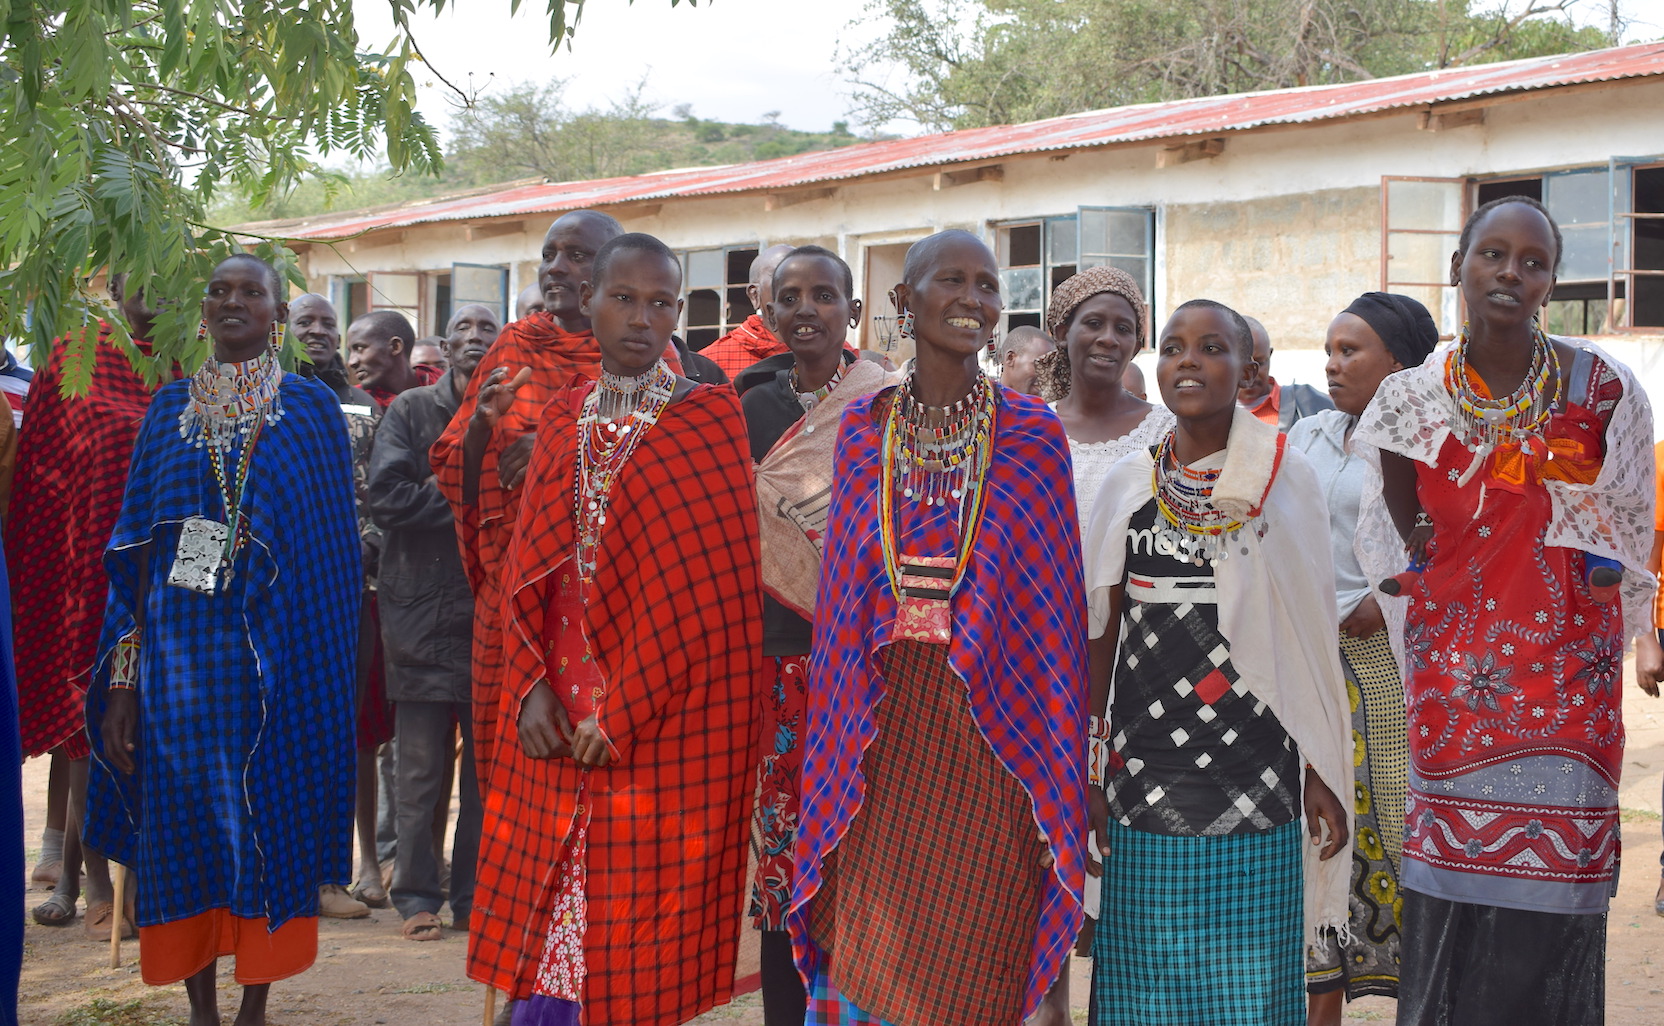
[466,234,763,1026]
[788,231,1089,1026]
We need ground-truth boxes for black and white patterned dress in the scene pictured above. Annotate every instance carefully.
[1107,497,1301,836]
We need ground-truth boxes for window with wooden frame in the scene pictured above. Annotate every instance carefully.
[1383,161,1664,337]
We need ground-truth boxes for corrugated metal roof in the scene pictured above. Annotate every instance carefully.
[256,42,1664,242]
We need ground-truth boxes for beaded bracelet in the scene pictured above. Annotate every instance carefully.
[1087,715,1112,788]
[109,630,142,691]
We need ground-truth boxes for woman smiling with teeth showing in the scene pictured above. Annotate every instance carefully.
[731,245,896,1026]
[788,230,1088,1026]
[1081,299,1352,1026]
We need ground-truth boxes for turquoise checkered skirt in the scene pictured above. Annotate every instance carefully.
[1091,818,1304,1025]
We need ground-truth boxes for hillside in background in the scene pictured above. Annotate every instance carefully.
[216,84,877,225]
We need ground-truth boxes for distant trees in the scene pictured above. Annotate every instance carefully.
[843,0,1620,131]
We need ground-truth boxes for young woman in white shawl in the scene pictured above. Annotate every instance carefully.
[1286,292,1440,1024]
[733,244,897,1026]
[1081,298,1352,1026]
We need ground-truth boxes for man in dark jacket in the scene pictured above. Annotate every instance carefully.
[366,302,499,941]
[1237,315,1333,431]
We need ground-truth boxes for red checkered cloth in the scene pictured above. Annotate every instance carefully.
[430,313,602,779]
[700,314,787,380]
[810,641,1044,1025]
[466,381,763,1026]
[362,362,442,409]
[8,326,169,758]
[789,387,1089,1021]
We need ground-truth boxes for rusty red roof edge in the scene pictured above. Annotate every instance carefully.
[250,42,1664,242]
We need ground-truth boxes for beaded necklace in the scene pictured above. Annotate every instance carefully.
[891,372,993,508]
[179,347,286,450]
[1149,431,1266,567]
[573,360,675,583]
[179,348,285,580]
[1444,322,1558,454]
[879,373,997,602]
[791,362,845,415]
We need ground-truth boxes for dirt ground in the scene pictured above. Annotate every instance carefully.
[17,670,1664,1026]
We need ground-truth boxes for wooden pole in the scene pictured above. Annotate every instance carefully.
[108,863,126,968]
[482,987,496,1026]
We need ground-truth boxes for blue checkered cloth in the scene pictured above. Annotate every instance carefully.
[1091,818,1304,1025]
[84,374,360,930]
[805,969,897,1026]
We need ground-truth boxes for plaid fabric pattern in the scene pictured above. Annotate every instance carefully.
[467,383,763,1026]
[806,969,897,1026]
[83,375,361,930]
[362,362,442,409]
[790,386,1088,1021]
[808,641,1044,1026]
[9,327,168,758]
[700,314,788,380]
[431,313,603,780]
[1091,818,1305,1026]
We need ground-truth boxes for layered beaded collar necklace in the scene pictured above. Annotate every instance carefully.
[177,346,286,586]
[889,372,996,508]
[1444,321,1559,455]
[573,360,676,583]
[879,371,998,603]
[1150,431,1268,567]
[179,347,286,450]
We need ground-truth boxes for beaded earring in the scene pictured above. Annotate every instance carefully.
[196,319,209,344]
[898,309,915,340]
[269,321,285,350]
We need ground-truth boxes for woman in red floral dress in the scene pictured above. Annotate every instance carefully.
[1358,196,1655,1026]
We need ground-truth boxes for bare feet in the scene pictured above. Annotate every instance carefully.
[1654,871,1664,917]
[30,857,62,889]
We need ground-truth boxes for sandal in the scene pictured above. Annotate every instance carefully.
[351,880,390,909]
[84,900,136,942]
[401,910,443,942]
[31,892,76,927]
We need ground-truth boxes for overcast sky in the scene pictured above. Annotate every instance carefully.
[353,0,1664,145]
[353,0,883,140]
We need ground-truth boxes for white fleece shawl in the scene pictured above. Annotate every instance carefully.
[1082,407,1353,943]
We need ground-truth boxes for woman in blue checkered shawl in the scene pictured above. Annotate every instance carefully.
[83,254,360,1026]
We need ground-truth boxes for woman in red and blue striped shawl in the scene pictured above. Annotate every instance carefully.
[789,231,1088,1026]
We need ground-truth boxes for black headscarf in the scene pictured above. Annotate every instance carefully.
[1341,292,1439,369]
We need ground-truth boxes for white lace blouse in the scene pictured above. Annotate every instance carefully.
[1053,404,1175,534]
